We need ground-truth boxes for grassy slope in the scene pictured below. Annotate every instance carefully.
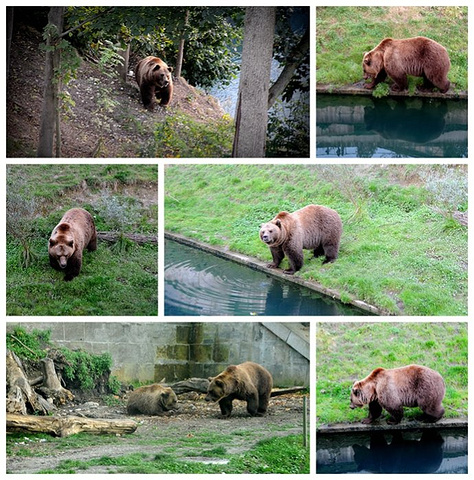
[316,6,468,92]
[316,323,468,426]
[6,164,158,316]
[164,164,467,316]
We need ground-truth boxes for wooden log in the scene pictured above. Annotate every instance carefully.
[97,231,158,245]
[6,413,138,438]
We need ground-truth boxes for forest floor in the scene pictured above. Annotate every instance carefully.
[6,393,307,474]
[7,23,228,158]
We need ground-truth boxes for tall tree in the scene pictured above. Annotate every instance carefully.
[37,7,64,157]
[232,7,276,158]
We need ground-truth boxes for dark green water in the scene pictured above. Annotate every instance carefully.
[317,428,467,474]
[165,239,372,316]
[316,94,467,158]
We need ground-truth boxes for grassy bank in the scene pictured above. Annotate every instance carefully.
[316,6,468,93]
[164,164,467,316]
[6,164,158,316]
[316,323,468,426]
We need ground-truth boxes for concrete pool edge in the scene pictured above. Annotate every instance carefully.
[316,84,468,99]
[317,417,468,434]
[165,231,384,316]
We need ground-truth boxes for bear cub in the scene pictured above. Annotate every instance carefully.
[48,208,97,281]
[205,362,273,418]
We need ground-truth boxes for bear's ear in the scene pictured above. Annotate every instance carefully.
[153,64,162,71]
[208,376,214,382]
[49,239,56,247]
[67,240,74,247]
[168,66,173,73]
[215,379,225,388]
[226,365,237,373]
[275,220,281,228]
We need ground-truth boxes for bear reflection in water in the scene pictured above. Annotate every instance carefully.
[353,430,444,474]
[364,98,448,144]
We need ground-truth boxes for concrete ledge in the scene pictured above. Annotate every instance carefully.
[317,83,468,99]
[165,231,384,316]
[317,417,467,434]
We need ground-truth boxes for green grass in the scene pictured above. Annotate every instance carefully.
[316,322,468,426]
[165,164,467,316]
[6,164,158,316]
[7,433,308,474]
[316,6,468,92]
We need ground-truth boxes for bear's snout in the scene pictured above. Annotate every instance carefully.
[58,257,68,268]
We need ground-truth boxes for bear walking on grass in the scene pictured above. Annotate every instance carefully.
[362,37,451,93]
[350,365,445,425]
[205,362,273,418]
[127,384,178,415]
[135,56,173,110]
[48,208,97,281]
[259,204,342,275]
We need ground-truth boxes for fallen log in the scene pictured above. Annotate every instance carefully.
[6,413,138,437]
[165,378,305,397]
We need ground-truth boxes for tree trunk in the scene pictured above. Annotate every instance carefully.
[175,9,190,78]
[232,7,276,158]
[37,357,74,406]
[268,27,309,109]
[37,6,64,157]
[117,44,130,82]
[6,414,138,438]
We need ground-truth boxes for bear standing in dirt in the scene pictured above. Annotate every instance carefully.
[259,204,342,275]
[135,56,173,110]
[48,208,97,281]
[127,384,178,415]
[350,365,445,425]
[362,37,451,93]
[205,362,273,418]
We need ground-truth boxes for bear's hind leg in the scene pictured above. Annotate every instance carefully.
[322,244,339,264]
[385,406,404,424]
[246,393,260,416]
[313,245,325,258]
[87,232,97,252]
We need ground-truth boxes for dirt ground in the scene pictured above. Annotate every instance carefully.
[6,393,307,474]
[7,22,227,158]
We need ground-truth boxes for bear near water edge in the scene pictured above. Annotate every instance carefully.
[135,56,173,110]
[205,362,273,418]
[362,36,451,93]
[127,384,178,415]
[48,208,97,281]
[350,365,445,425]
[259,204,342,275]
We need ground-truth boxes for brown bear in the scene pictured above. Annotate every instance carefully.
[135,56,173,110]
[362,37,451,93]
[259,204,342,275]
[350,365,445,425]
[205,362,273,418]
[127,384,178,415]
[48,208,97,281]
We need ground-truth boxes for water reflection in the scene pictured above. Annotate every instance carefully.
[316,94,467,158]
[317,428,467,474]
[165,239,371,316]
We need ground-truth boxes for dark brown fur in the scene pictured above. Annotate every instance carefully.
[259,204,342,275]
[205,362,273,418]
[135,56,173,109]
[127,384,177,415]
[48,208,97,281]
[350,365,445,424]
[362,37,451,93]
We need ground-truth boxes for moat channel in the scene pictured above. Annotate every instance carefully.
[164,239,372,316]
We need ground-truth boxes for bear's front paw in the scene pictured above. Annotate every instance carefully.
[267,263,278,269]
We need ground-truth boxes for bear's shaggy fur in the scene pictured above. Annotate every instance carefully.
[48,208,97,281]
[259,204,342,275]
[362,37,451,93]
[350,365,445,425]
[127,384,178,415]
[135,56,173,109]
[205,362,273,418]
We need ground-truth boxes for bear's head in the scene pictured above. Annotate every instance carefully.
[157,386,178,411]
[362,51,384,80]
[49,224,74,269]
[350,380,376,409]
[259,221,282,246]
[205,367,238,403]
[150,62,173,88]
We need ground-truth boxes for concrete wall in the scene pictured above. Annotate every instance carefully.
[8,322,309,387]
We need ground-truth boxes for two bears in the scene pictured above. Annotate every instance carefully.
[350,365,445,425]
[363,36,451,93]
[126,362,273,419]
